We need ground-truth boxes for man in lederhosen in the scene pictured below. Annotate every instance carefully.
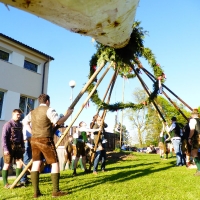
[23,94,73,198]
[1,109,25,189]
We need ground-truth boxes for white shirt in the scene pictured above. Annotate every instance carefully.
[165,122,176,133]
[23,127,32,140]
[189,118,197,130]
[159,131,164,137]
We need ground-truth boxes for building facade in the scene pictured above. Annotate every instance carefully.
[0,33,54,156]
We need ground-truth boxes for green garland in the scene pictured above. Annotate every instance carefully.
[86,21,164,111]
[99,102,145,112]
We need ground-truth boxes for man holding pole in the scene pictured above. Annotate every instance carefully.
[188,109,200,175]
[22,94,73,198]
[92,115,108,174]
[165,117,184,166]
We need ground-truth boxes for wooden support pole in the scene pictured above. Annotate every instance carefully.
[10,61,107,189]
[21,161,31,172]
[140,67,193,111]
[68,61,106,109]
[90,67,117,122]
[88,69,118,171]
[132,66,166,123]
[141,68,188,121]
[56,63,112,148]
[89,69,118,170]
[55,62,113,148]
[10,159,33,189]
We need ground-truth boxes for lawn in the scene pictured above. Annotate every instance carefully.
[0,151,199,200]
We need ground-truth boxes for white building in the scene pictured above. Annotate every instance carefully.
[0,33,54,156]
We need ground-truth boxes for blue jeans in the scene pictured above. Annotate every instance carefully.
[20,141,32,183]
[171,138,184,166]
[93,149,106,172]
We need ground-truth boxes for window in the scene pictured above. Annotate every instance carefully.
[0,50,9,61]
[24,60,38,72]
[19,96,35,120]
[0,91,4,118]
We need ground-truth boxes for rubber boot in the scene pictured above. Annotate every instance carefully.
[2,170,8,186]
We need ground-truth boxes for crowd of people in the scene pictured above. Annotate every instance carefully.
[158,109,200,175]
[2,93,200,198]
[1,93,108,198]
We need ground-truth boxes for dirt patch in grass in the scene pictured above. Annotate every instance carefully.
[107,151,135,162]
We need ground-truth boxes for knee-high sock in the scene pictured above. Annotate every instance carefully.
[31,171,40,194]
[16,168,22,177]
[51,173,60,193]
[2,170,8,186]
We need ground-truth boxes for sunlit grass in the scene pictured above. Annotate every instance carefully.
[0,152,198,200]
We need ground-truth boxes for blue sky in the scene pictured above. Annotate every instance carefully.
[0,0,200,137]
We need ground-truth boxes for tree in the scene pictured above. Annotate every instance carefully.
[126,88,148,147]
[114,122,130,146]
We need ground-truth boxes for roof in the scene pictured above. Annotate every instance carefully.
[0,33,54,60]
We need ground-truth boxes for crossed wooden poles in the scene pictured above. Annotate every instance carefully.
[10,60,192,189]
[10,61,117,188]
[131,62,192,124]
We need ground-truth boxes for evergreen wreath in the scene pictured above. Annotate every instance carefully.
[86,21,164,111]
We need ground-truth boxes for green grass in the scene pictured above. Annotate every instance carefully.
[0,152,199,200]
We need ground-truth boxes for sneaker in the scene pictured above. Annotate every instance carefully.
[20,180,31,187]
[194,171,200,176]
[93,171,98,175]
[52,190,68,198]
[102,139,107,144]
[72,172,77,176]
[188,164,197,169]
[3,183,10,189]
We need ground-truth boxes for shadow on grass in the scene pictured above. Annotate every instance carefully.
[58,152,176,194]
[107,161,160,171]
[61,164,173,194]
